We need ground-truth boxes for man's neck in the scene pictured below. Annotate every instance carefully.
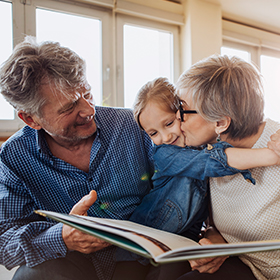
[44,132,96,172]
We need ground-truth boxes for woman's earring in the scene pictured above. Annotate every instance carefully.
[216,133,221,142]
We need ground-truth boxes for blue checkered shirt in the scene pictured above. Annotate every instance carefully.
[0,106,154,280]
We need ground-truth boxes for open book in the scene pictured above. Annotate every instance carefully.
[35,210,280,266]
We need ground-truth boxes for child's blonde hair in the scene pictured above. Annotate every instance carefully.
[133,77,180,129]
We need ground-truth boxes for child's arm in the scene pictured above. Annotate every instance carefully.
[225,147,280,170]
[153,141,278,182]
[153,143,256,181]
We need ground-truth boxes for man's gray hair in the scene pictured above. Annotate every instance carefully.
[0,36,87,116]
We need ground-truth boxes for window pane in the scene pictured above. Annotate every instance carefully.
[261,55,280,122]
[124,25,173,108]
[0,1,14,120]
[36,8,102,105]
[221,46,250,62]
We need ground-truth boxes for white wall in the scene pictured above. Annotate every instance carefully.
[180,0,222,71]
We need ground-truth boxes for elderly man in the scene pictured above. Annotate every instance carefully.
[0,37,154,280]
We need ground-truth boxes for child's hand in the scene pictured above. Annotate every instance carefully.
[268,130,280,159]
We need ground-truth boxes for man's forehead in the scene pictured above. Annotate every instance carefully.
[41,81,90,99]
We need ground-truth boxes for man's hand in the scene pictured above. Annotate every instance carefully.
[62,190,111,254]
[189,227,228,274]
[268,129,280,158]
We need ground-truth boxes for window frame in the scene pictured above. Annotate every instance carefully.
[0,0,24,133]
[222,19,280,67]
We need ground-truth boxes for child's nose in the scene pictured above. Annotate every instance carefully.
[162,132,172,144]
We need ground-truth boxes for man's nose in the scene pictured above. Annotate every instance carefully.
[78,98,95,118]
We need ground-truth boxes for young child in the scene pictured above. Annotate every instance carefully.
[115,77,279,264]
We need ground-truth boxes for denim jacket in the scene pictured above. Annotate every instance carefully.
[116,142,255,263]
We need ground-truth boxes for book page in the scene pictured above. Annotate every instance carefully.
[155,239,280,264]
[37,210,197,258]
[78,215,199,252]
[36,210,280,265]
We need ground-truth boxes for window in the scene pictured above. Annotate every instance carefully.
[0,0,180,134]
[36,8,102,105]
[261,53,280,121]
[117,15,179,108]
[221,46,251,62]
[123,25,174,108]
[222,23,280,122]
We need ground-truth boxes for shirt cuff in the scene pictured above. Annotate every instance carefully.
[33,222,68,259]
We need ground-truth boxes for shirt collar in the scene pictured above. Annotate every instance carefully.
[35,129,53,157]
[94,116,101,138]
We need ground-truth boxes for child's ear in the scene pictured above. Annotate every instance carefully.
[215,116,231,135]
[18,111,42,130]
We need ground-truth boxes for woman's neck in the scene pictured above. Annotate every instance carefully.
[221,122,266,148]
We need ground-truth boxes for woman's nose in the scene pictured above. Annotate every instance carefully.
[176,110,181,121]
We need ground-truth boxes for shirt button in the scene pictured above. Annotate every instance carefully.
[207,144,213,150]
[246,178,252,183]
[88,178,93,182]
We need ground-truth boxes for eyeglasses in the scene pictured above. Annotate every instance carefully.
[179,102,197,121]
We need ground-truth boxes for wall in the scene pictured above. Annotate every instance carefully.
[181,0,222,71]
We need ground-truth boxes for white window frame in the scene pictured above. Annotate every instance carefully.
[222,40,259,65]
[0,0,25,133]
[222,19,280,68]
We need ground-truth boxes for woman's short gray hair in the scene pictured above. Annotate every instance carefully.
[176,55,264,140]
[0,36,87,116]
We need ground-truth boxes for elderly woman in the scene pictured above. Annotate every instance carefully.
[175,55,280,280]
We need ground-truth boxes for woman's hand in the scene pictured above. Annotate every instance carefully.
[268,129,280,158]
[189,227,229,274]
[62,190,111,254]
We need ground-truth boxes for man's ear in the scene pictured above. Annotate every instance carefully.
[18,111,42,130]
[215,116,231,135]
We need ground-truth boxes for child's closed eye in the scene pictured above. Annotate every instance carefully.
[150,131,157,137]
[166,120,174,127]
